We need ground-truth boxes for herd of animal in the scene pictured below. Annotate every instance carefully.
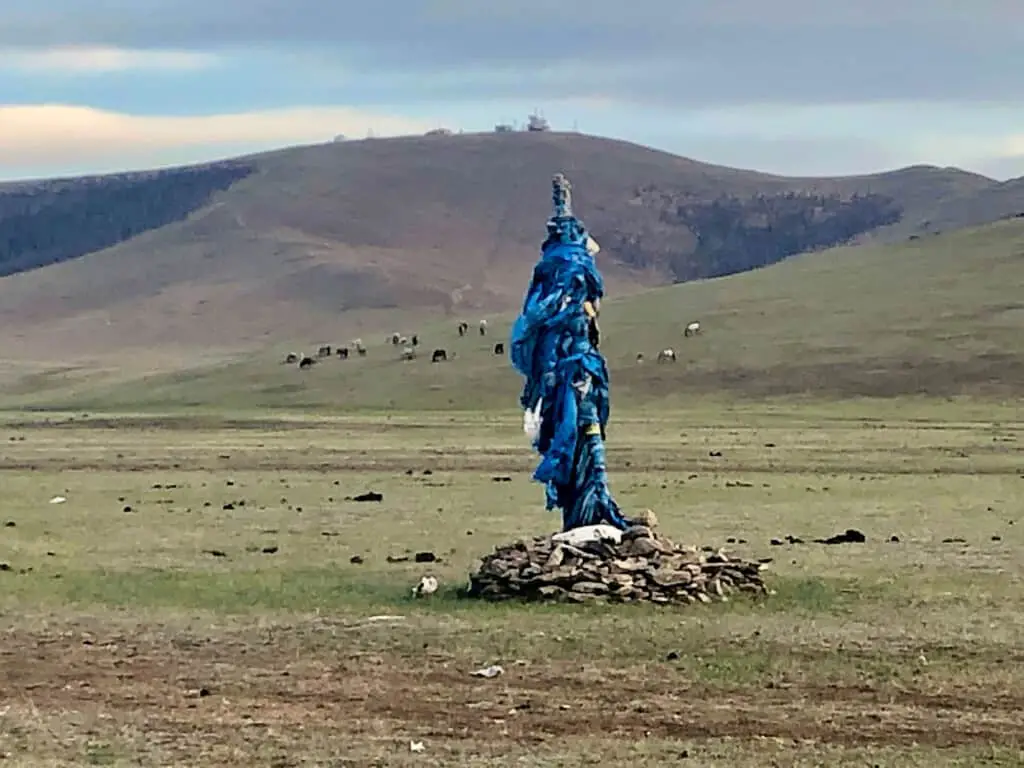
[637,321,702,365]
[281,318,701,369]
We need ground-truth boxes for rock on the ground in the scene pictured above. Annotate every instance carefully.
[466,521,769,605]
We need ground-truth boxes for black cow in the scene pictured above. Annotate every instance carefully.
[493,342,504,355]
[337,347,349,359]
[431,348,448,363]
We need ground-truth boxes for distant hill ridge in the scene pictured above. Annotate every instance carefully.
[0,131,1021,357]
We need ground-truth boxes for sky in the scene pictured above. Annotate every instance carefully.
[2,1,1023,182]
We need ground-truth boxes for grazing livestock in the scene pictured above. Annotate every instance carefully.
[401,346,416,361]
[390,332,401,345]
[357,347,367,357]
[284,352,299,364]
[337,347,349,359]
[457,321,469,337]
[494,342,505,355]
[636,353,644,364]
[298,356,317,369]
[479,319,488,336]
[684,321,701,337]
[411,334,419,347]
[399,336,409,345]
[431,348,448,363]
[657,348,677,363]
[317,345,331,357]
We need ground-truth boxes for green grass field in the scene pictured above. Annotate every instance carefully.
[3,218,1022,414]
[1,404,1022,766]
[1,221,1023,764]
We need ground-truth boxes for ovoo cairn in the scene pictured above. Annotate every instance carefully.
[465,174,770,605]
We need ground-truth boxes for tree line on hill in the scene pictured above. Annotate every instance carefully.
[0,162,902,285]
[0,162,254,277]
[607,189,903,281]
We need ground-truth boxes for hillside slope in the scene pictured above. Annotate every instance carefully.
[9,217,1023,411]
[0,132,1011,358]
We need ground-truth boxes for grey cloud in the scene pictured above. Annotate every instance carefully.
[4,0,1024,107]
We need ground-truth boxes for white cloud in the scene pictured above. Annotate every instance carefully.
[0,104,436,177]
[0,46,218,73]
[997,135,1024,156]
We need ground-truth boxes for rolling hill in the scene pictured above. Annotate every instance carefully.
[0,131,1019,361]
[6,217,1022,412]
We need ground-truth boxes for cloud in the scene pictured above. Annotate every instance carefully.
[2,1,1023,107]
[0,46,218,73]
[0,104,434,177]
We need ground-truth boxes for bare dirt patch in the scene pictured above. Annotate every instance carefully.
[4,626,1022,761]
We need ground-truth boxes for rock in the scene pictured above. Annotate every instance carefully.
[349,491,383,502]
[571,580,609,594]
[622,525,654,540]
[623,537,663,558]
[413,575,438,597]
[466,523,770,606]
[814,528,866,545]
[544,545,566,569]
[633,509,659,528]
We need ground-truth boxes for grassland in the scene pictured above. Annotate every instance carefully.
[1,214,1022,765]
[6,217,1023,414]
[1,402,1022,766]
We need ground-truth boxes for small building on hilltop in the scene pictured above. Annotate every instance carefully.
[526,113,551,132]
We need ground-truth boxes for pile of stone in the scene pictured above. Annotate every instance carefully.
[466,512,770,605]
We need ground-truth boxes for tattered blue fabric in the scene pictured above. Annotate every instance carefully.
[510,202,629,532]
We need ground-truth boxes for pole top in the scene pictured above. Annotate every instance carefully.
[551,173,572,219]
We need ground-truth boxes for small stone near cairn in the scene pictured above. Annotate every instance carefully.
[467,512,769,605]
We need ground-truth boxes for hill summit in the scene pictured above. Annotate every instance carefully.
[0,131,1021,359]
